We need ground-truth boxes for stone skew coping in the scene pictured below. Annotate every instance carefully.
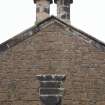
[36,74,66,105]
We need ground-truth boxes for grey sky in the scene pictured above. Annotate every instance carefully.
[0,0,105,44]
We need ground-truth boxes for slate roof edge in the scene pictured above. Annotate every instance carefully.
[0,26,38,53]
[0,15,105,53]
[50,16,105,47]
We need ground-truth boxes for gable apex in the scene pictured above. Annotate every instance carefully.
[0,16,105,53]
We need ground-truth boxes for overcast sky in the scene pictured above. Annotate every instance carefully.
[0,0,105,44]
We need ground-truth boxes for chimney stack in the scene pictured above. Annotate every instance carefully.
[54,0,73,24]
[34,0,52,23]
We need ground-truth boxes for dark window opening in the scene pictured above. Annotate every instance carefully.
[36,7,40,12]
[44,7,49,13]
[61,14,66,19]
[36,75,66,105]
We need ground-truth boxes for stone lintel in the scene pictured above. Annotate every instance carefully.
[36,74,66,81]
[39,88,64,95]
[40,81,62,88]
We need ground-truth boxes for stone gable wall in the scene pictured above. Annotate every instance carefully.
[0,22,105,105]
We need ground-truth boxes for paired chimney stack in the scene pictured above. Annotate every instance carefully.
[34,0,73,24]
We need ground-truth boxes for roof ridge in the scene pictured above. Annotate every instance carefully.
[0,16,105,53]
